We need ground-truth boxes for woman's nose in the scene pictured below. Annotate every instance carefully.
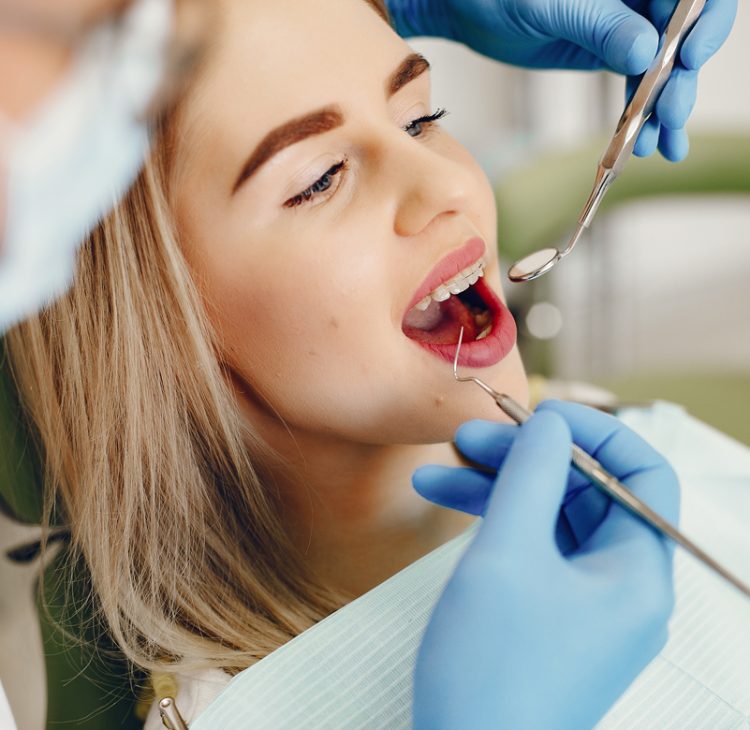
[388,136,478,239]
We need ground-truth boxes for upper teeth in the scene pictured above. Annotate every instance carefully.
[415,259,485,311]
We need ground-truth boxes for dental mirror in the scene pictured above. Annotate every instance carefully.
[507,224,587,283]
[508,247,563,283]
[507,0,707,285]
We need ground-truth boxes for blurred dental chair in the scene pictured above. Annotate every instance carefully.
[495,132,750,445]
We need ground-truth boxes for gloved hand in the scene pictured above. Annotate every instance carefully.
[414,404,617,555]
[413,400,634,554]
[412,401,680,729]
[387,0,737,161]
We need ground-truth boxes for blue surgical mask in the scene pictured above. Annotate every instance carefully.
[0,0,172,332]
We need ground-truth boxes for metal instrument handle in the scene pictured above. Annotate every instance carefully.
[160,697,189,730]
[601,0,707,176]
[571,446,750,599]
[494,394,750,601]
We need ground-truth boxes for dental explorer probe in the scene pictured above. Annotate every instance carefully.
[452,329,750,601]
[508,0,708,283]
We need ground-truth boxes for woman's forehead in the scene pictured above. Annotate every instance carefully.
[179,0,403,150]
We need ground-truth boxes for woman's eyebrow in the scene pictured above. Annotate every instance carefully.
[388,53,430,97]
[232,106,344,194]
[231,54,431,195]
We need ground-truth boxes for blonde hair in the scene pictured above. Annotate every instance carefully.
[7,0,392,679]
[7,139,347,673]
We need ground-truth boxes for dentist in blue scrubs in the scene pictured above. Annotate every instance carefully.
[0,0,737,727]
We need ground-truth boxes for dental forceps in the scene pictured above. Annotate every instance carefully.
[508,0,707,283]
[452,328,750,600]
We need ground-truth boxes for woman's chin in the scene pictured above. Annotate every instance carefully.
[406,371,529,446]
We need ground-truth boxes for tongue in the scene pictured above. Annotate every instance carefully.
[403,295,480,345]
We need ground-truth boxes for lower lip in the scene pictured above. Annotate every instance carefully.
[411,278,517,369]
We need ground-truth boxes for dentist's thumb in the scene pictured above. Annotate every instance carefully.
[555,0,659,75]
[472,410,574,557]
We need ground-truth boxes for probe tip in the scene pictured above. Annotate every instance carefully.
[453,327,465,380]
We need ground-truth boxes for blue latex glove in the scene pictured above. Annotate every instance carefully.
[412,401,680,729]
[388,0,737,161]
[414,406,614,555]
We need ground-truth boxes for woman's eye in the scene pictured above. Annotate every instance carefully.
[403,108,448,138]
[284,160,347,209]
[281,110,447,210]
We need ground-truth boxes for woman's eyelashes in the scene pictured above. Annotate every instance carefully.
[283,108,449,210]
[403,107,448,138]
[284,160,347,209]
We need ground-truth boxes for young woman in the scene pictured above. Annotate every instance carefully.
[6,0,677,726]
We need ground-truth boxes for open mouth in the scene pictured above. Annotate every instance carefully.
[402,253,517,369]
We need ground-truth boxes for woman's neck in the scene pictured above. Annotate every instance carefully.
[267,435,475,599]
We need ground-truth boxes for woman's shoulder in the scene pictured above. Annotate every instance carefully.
[144,667,233,729]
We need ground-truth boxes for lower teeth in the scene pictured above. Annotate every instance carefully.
[476,325,492,341]
[468,304,491,326]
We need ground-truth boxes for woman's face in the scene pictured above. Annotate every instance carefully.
[171,0,527,446]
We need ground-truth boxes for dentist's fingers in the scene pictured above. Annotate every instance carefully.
[655,66,698,131]
[535,401,680,554]
[658,125,690,162]
[411,456,610,552]
[558,0,659,75]
[568,442,680,556]
[633,118,689,162]
[647,0,679,32]
[633,115,661,157]
[412,465,494,516]
[681,0,738,71]
[453,420,517,468]
[474,411,572,555]
[535,401,667,476]
[562,483,613,550]
[579,469,679,570]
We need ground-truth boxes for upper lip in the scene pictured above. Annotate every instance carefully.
[404,237,487,315]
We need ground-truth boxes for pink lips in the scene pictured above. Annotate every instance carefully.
[404,237,486,314]
[427,277,517,369]
[403,237,517,370]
